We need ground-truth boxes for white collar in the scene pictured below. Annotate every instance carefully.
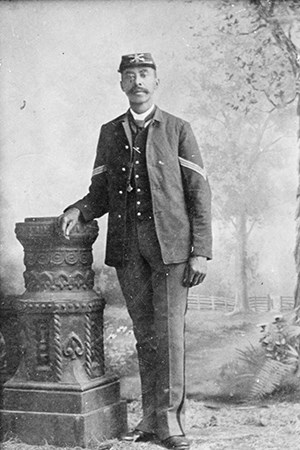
[130,104,155,121]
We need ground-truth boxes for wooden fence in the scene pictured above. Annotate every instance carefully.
[280,296,295,311]
[187,294,294,312]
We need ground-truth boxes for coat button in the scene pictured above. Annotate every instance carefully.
[137,212,141,216]
[118,214,122,218]
[135,174,139,179]
[135,161,140,164]
[125,145,129,149]
[119,190,123,194]
[137,201,141,205]
[137,188,141,192]
[122,167,126,172]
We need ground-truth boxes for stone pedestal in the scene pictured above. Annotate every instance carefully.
[0,296,21,401]
[0,217,127,447]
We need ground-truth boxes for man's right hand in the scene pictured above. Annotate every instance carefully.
[59,208,80,239]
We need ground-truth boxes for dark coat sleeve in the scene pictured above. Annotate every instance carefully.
[65,125,109,221]
[178,121,212,260]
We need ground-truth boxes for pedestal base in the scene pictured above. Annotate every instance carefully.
[1,377,127,447]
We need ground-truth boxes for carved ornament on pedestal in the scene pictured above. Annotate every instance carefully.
[1,217,127,446]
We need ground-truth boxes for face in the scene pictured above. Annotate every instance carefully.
[120,66,159,108]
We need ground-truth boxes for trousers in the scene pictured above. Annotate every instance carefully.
[116,216,188,440]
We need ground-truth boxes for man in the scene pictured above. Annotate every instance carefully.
[60,53,212,450]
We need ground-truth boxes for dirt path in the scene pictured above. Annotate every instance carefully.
[187,400,300,449]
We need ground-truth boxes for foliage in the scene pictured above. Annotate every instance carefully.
[104,318,138,377]
[233,310,300,399]
[221,0,300,309]
[249,358,294,399]
[260,310,300,366]
[218,344,265,400]
[189,0,296,223]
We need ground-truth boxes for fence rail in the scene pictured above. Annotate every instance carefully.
[187,294,294,312]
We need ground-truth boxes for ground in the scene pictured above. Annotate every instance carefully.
[2,307,300,450]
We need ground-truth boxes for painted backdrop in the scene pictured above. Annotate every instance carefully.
[0,0,297,297]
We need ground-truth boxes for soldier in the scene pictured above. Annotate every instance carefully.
[60,53,212,450]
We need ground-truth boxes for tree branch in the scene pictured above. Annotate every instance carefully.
[247,219,258,238]
[256,0,300,75]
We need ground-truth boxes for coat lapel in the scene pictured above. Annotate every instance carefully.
[146,107,163,157]
[121,114,133,151]
[117,107,164,153]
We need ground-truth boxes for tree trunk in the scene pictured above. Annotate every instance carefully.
[294,141,300,308]
[233,210,249,313]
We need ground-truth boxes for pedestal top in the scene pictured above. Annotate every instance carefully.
[15,217,100,293]
[16,217,99,245]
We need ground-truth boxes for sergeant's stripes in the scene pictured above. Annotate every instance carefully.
[92,165,107,177]
[178,157,207,180]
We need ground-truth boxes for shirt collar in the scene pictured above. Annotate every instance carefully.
[130,104,155,122]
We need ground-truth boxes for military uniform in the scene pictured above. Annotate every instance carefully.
[68,54,212,442]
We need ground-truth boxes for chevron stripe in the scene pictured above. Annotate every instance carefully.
[178,157,207,180]
[92,165,107,177]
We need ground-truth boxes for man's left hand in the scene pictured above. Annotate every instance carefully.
[183,256,207,288]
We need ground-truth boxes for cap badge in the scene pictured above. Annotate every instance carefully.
[130,53,146,63]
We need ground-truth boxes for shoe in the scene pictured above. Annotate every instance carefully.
[162,435,190,449]
[122,429,156,442]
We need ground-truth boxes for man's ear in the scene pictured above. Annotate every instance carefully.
[155,78,160,89]
[120,80,125,92]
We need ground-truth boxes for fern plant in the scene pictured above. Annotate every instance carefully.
[236,309,300,399]
[249,358,294,399]
[260,310,300,368]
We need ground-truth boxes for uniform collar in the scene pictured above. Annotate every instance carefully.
[119,106,162,151]
[152,106,163,123]
[114,106,163,124]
